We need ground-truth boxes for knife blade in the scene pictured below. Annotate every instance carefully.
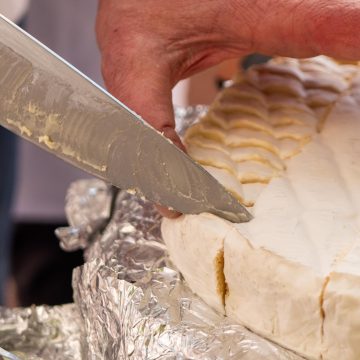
[0,15,252,223]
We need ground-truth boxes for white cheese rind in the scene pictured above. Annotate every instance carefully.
[162,57,360,359]
[322,272,360,360]
[318,97,360,360]
[161,213,227,314]
[224,227,323,359]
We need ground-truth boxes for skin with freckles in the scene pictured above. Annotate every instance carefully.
[96,0,360,217]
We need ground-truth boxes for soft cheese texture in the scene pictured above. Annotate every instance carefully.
[162,57,360,359]
[163,213,227,314]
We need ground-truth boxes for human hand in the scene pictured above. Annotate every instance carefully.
[97,0,360,138]
[96,0,360,216]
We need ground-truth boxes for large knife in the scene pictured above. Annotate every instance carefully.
[0,15,252,223]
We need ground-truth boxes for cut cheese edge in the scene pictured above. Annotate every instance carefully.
[224,228,324,359]
[162,213,227,314]
[162,57,360,359]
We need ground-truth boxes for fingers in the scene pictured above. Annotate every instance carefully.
[101,62,186,217]
[101,52,183,144]
[96,0,186,148]
[155,204,182,219]
[99,51,187,216]
[97,1,187,218]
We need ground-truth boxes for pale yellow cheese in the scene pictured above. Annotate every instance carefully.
[162,57,360,359]
[162,213,227,314]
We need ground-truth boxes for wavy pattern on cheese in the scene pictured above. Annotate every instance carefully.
[184,57,350,207]
[162,57,360,360]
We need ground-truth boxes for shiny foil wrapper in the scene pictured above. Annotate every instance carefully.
[0,107,303,359]
[62,107,302,359]
[0,304,82,360]
[64,186,302,360]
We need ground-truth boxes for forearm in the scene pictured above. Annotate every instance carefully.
[228,0,360,60]
[96,0,251,85]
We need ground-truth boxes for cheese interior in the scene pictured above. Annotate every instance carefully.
[162,57,360,359]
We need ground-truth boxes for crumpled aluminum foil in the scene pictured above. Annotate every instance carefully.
[64,186,302,360]
[60,106,303,359]
[0,304,82,360]
[0,107,304,360]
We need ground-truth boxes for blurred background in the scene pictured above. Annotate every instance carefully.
[0,0,262,308]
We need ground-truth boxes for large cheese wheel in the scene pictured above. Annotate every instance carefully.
[162,57,360,359]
